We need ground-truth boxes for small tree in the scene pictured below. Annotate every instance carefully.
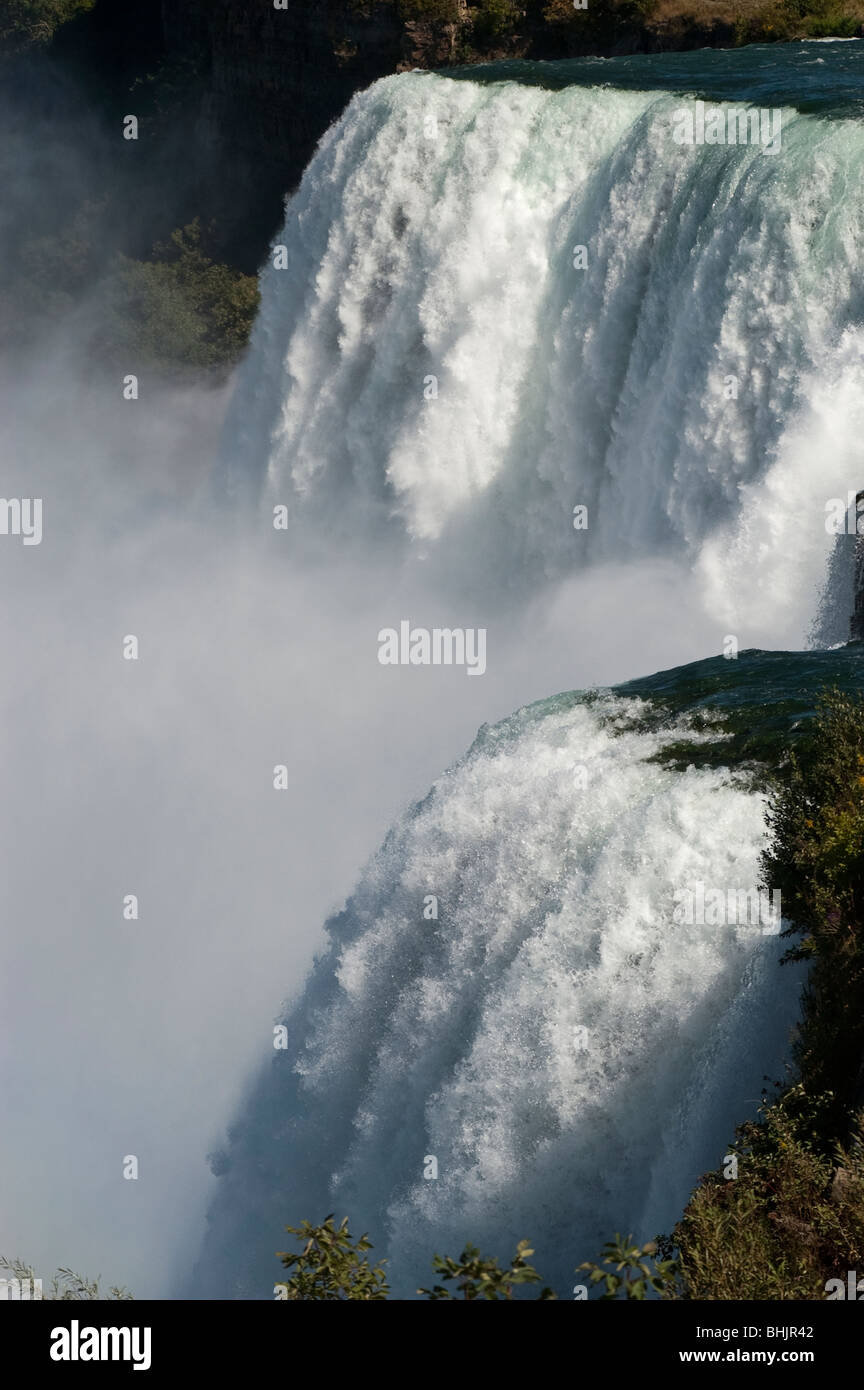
[577,1234,680,1300]
[471,0,519,44]
[275,1216,389,1300]
[98,220,260,374]
[0,1,96,49]
[0,1255,132,1300]
[419,1239,556,1300]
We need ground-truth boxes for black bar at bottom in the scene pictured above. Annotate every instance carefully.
[2,1296,855,1375]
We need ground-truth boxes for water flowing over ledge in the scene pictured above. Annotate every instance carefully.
[194,64,864,1297]
[223,67,864,639]
[189,677,805,1298]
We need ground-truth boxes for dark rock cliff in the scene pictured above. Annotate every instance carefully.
[158,1,462,266]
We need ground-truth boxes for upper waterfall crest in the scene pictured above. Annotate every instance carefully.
[221,71,864,630]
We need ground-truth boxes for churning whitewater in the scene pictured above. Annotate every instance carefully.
[191,695,801,1298]
[223,71,864,638]
[190,67,864,1297]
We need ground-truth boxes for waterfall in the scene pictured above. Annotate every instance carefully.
[222,70,864,636]
[191,692,802,1297]
[190,65,864,1296]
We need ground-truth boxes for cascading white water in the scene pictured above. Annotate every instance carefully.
[191,69,864,1298]
[223,71,864,636]
[191,694,802,1298]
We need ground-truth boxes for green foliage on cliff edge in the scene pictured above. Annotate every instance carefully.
[380,0,864,49]
[0,0,95,48]
[673,1090,864,1298]
[470,0,521,44]
[763,689,864,1129]
[544,0,864,46]
[668,689,864,1299]
[395,0,463,18]
[565,688,864,1300]
[2,214,260,375]
[728,0,864,42]
[274,1216,558,1299]
[98,221,260,375]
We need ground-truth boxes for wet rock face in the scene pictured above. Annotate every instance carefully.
[159,2,441,172]
[158,1,455,263]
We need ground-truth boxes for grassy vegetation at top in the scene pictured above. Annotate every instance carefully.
[345,0,864,50]
[608,649,864,779]
[667,689,864,1299]
[0,0,95,48]
[762,691,864,1126]
[546,0,864,44]
[672,1087,864,1298]
[385,0,864,48]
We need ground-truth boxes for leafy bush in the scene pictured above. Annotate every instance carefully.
[275,1220,557,1299]
[275,1216,390,1300]
[0,1255,132,1300]
[728,0,864,42]
[471,0,520,44]
[420,1238,556,1299]
[0,0,95,48]
[3,214,259,371]
[578,1234,681,1299]
[672,1093,864,1299]
[97,220,260,375]
[395,0,463,20]
[666,691,864,1299]
[762,689,864,1131]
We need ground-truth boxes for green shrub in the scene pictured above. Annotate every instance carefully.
[666,690,864,1299]
[396,0,463,20]
[0,1255,132,1300]
[762,689,864,1131]
[672,1092,864,1299]
[275,1216,390,1300]
[275,1221,557,1299]
[97,220,260,375]
[731,0,864,42]
[0,0,95,48]
[578,1234,681,1299]
[471,0,520,44]
[420,1238,556,1299]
